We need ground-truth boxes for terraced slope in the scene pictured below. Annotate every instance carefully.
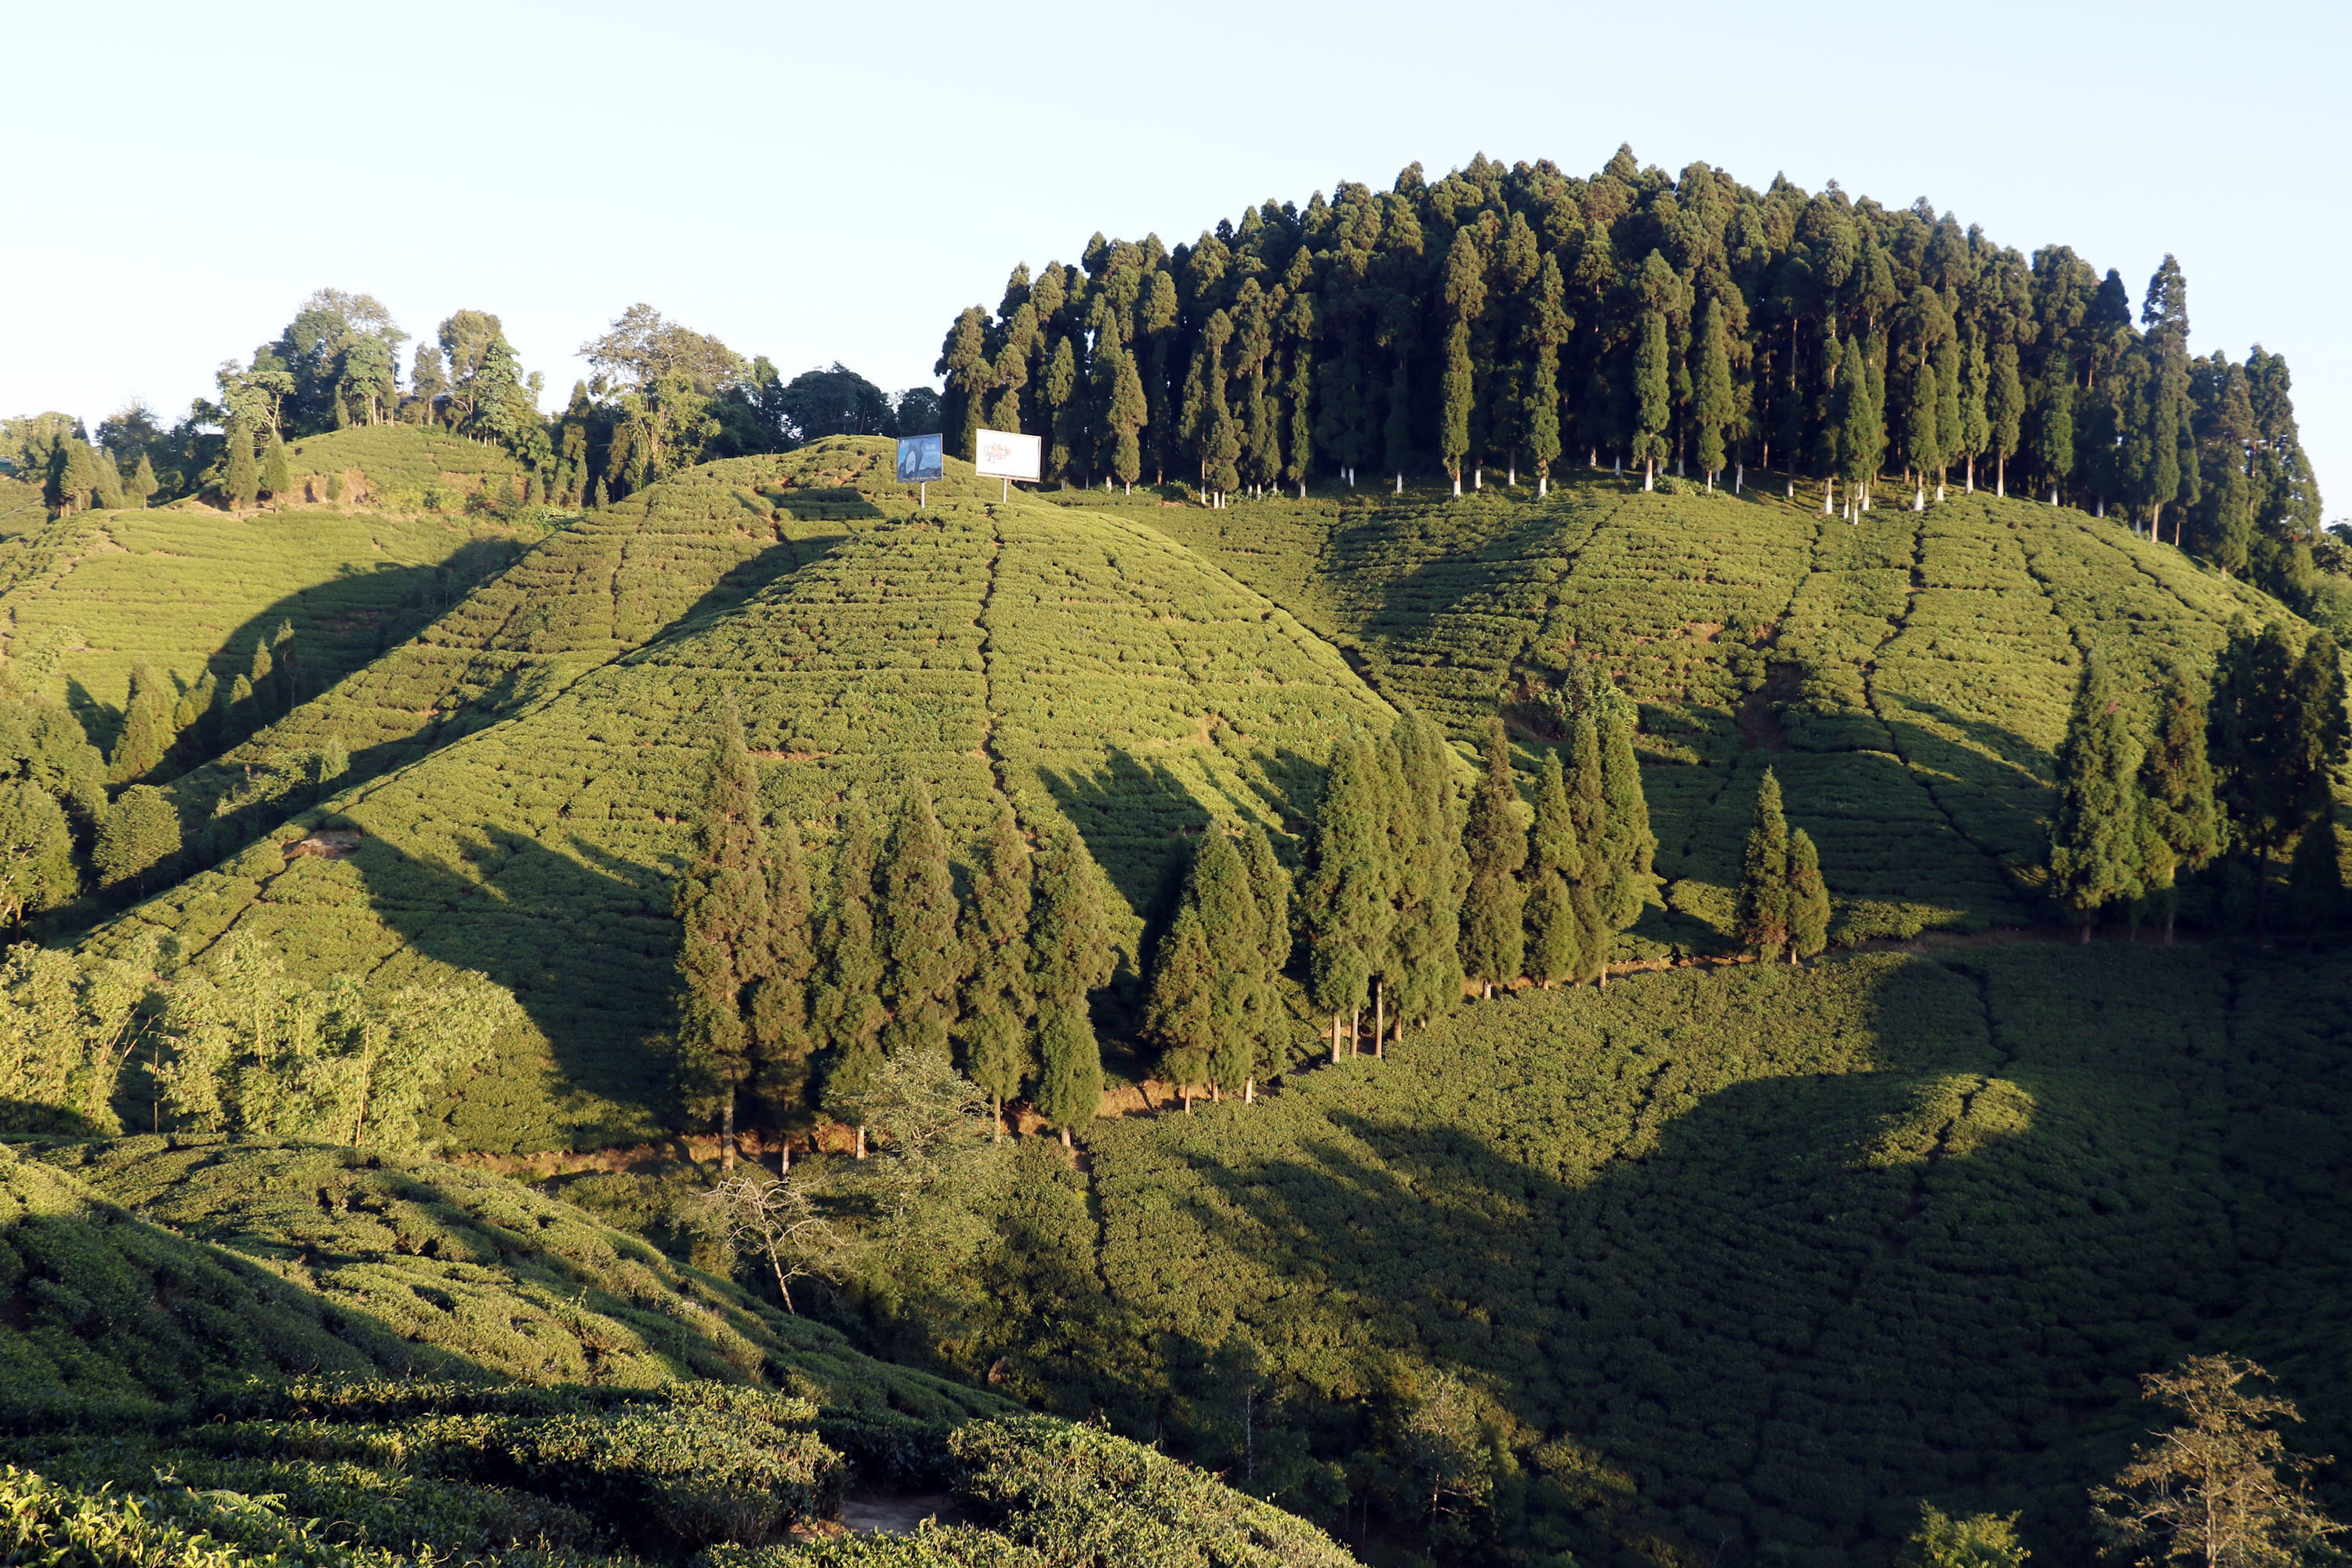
[1130,477,2298,946]
[1014,942,2352,1565]
[0,503,530,757]
[0,474,42,538]
[280,423,525,507]
[0,1135,1001,1421]
[96,458,1392,1149]
[152,442,891,836]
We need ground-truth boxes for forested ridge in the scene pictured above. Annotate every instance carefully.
[936,147,2327,597]
[1,143,2349,1568]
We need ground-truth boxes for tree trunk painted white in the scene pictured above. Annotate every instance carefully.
[855,1123,867,1160]
[1733,462,1744,495]
[1472,465,1482,490]
[1965,453,1975,492]
[1452,474,1461,496]
[1537,472,1548,499]
[1394,472,1403,495]
[1508,463,1516,487]
[1245,1076,1255,1104]
[1642,459,1653,492]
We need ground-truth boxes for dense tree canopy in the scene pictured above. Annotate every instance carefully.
[937,148,2321,585]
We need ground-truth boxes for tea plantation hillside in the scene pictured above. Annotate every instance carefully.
[946,942,2352,1567]
[0,499,531,759]
[0,1137,1356,1567]
[0,474,42,537]
[93,445,1394,1149]
[1126,476,2301,947]
[143,440,895,853]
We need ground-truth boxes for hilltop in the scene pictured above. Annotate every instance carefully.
[89,439,1393,1149]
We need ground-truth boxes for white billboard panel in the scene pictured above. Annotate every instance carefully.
[973,429,1042,481]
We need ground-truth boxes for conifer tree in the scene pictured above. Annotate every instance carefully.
[1987,342,2025,498]
[223,421,259,510]
[1905,359,1940,510]
[1787,829,1831,961]
[1460,719,1526,996]
[93,783,179,893]
[2049,652,2143,939]
[2288,779,2342,944]
[1236,823,1294,1069]
[816,805,887,1152]
[1193,833,1268,1098]
[259,429,291,502]
[1632,310,1670,491]
[1563,703,1613,985]
[1735,768,1792,960]
[1303,735,1397,1058]
[107,666,173,785]
[877,782,960,1061]
[959,800,1035,1132]
[1438,227,1486,497]
[2035,361,2074,506]
[750,813,815,1131]
[0,779,75,931]
[1524,749,1583,986]
[2140,662,2223,942]
[1595,690,1657,946]
[1145,900,1217,1105]
[673,713,771,1169]
[1526,254,1568,498]
[1958,338,1991,493]
[129,452,157,508]
[1385,713,1465,1039]
[1693,299,1734,492]
[1030,826,1112,1145]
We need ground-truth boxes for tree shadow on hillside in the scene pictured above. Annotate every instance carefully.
[1342,498,1592,657]
[348,825,677,1145]
[1874,691,2056,790]
[1102,952,2351,1566]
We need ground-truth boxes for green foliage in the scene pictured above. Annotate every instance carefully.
[1460,719,1526,989]
[1734,767,1791,958]
[92,784,179,891]
[0,945,147,1134]
[2049,652,2143,931]
[676,711,771,1138]
[1901,1503,2029,1568]
[0,779,76,931]
[879,783,960,1062]
[153,933,515,1151]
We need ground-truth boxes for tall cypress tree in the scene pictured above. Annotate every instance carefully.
[959,800,1034,1132]
[673,712,771,1170]
[2034,358,2074,506]
[2140,662,2223,942]
[1192,833,1268,1099]
[1526,253,1568,498]
[259,429,292,502]
[877,782,960,1061]
[107,666,174,786]
[129,452,158,508]
[2288,776,2343,944]
[1030,825,1112,1145]
[2212,622,2310,938]
[1236,823,1294,1077]
[1987,342,2025,498]
[1386,712,1466,1042]
[750,811,815,1138]
[1904,359,1941,510]
[1524,749,1584,987]
[1303,735,1397,1058]
[816,804,887,1153]
[1460,719,1526,996]
[1632,310,1670,491]
[1595,688,1657,955]
[1787,829,1831,961]
[223,421,259,510]
[1693,299,1734,491]
[1145,899,1217,1105]
[1734,768,1791,959]
[1438,227,1486,497]
[2049,652,2144,939]
[1563,702,1613,985]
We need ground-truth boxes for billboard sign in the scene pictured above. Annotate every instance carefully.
[973,428,1042,482]
[895,433,944,483]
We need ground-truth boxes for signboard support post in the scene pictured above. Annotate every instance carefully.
[895,434,944,511]
[973,429,1043,506]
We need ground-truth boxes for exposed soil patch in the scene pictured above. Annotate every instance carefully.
[837,1492,964,1535]
[285,829,363,861]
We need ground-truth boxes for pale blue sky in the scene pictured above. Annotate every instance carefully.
[5,0,2344,512]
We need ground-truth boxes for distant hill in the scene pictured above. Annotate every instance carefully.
[91,439,1392,1149]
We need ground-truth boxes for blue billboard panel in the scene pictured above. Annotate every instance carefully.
[896,433,945,483]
